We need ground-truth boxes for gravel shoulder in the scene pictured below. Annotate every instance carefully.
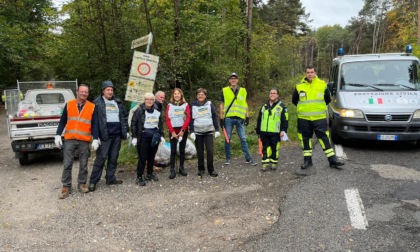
[0,105,303,251]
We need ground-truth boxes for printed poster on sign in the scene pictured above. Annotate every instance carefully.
[125,76,155,102]
[129,51,159,80]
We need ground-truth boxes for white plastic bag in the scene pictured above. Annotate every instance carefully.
[177,138,197,159]
[155,142,171,167]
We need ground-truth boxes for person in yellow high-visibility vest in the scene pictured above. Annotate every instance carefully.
[255,88,289,171]
[292,67,344,170]
[219,73,257,166]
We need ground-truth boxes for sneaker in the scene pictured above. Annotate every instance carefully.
[89,183,96,192]
[270,164,278,170]
[78,184,89,193]
[145,174,159,182]
[224,159,231,165]
[246,159,258,166]
[58,186,72,199]
[136,177,146,186]
[106,179,123,185]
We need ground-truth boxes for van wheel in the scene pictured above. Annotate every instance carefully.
[330,126,343,145]
[19,153,30,166]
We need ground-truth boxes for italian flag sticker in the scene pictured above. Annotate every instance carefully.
[369,97,383,104]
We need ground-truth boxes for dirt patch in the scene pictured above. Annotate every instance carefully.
[0,105,303,251]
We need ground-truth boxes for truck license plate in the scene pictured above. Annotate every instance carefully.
[37,143,56,150]
[378,135,398,141]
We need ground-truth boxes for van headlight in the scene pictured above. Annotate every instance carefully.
[413,110,420,119]
[339,109,364,118]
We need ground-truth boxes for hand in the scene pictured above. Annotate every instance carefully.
[91,139,100,151]
[160,137,166,146]
[131,137,138,147]
[178,136,183,143]
[126,133,130,139]
[219,119,224,129]
[190,133,196,141]
[214,132,221,138]
[244,117,250,126]
[171,132,178,139]
[54,135,62,149]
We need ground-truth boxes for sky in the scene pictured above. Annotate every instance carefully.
[300,0,365,29]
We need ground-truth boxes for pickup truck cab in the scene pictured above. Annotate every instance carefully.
[327,46,420,145]
[5,81,77,165]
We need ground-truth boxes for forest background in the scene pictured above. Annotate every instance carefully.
[1,0,419,161]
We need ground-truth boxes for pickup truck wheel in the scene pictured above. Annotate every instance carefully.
[19,153,30,166]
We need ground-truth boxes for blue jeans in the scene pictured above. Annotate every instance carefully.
[224,117,251,160]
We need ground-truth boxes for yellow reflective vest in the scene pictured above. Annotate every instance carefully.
[296,76,327,121]
[223,87,247,119]
[259,102,285,133]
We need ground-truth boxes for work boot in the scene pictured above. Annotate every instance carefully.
[301,158,313,170]
[106,179,123,185]
[261,163,270,171]
[179,167,188,176]
[169,169,176,179]
[78,183,89,193]
[58,186,72,199]
[209,171,218,177]
[329,156,345,169]
[136,176,146,186]
[89,183,96,192]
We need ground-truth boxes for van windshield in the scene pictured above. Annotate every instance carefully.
[340,60,420,91]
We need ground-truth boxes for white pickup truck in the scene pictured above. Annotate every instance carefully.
[4,80,77,165]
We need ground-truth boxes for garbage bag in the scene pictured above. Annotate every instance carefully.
[155,142,170,167]
[177,138,196,159]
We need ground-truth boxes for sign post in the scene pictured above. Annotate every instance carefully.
[126,33,159,128]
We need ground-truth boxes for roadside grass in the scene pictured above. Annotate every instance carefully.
[118,76,301,167]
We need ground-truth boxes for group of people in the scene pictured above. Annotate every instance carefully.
[56,67,344,199]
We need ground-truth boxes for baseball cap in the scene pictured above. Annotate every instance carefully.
[229,73,239,79]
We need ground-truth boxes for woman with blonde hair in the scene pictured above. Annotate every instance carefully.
[131,92,165,186]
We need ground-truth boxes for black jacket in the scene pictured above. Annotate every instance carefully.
[131,103,164,142]
[93,95,128,141]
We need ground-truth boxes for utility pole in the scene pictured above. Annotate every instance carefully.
[245,0,252,90]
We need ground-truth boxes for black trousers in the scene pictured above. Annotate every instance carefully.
[169,130,188,170]
[136,138,158,178]
[195,133,214,173]
[297,118,335,158]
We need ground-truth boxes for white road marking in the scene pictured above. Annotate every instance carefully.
[334,144,347,159]
[345,188,368,230]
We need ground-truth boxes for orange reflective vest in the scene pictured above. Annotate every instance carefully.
[64,99,95,142]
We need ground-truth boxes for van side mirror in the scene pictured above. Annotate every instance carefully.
[327,82,336,95]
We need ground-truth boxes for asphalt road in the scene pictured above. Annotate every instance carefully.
[240,140,420,251]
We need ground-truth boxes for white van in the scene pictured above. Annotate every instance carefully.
[327,46,420,145]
